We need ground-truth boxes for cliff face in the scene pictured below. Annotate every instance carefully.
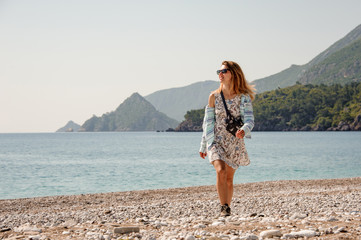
[174,119,202,132]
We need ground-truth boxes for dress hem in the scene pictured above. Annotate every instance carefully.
[209,158,240,170]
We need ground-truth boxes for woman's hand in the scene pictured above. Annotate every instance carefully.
[199,152,207,159]
[236,129,245,139]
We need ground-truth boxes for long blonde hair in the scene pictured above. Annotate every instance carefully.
[218,60,256,100]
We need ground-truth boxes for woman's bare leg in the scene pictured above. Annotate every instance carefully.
[225,163,236,204]
[212,160,236,205]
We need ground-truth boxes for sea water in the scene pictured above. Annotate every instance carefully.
[0,132,360,199]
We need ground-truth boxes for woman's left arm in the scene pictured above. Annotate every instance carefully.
[240,95,254,138]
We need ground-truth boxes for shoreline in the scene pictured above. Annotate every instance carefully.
[1,176,360,201]
[1,177,360,239]
[2,175,360,201]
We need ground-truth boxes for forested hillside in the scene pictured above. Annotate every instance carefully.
[176,82,361,131]
[253,82,361,131]
[174,108,204,132]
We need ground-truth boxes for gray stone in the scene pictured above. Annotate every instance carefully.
[114,225,140,234]
[240,234,259,240]
[14,224,42,233]
[211,221,224,226]
[259,229,282,238]
[283,230,317,238]
[282,233,296,239]
[229,221,241,226]
[290,213,307,220]
[144,235,157,240]
[28,236,41,240]
[327,217,338,222]
[193,224,206,228]
[335,227,347,233]
[231,236,241,240]
[103,235,111,240]
[185,235,196,240]
[61,220,77,227]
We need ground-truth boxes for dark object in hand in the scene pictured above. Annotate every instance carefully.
[225,115,244,136]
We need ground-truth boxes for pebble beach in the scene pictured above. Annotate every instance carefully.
[1,177,360,240]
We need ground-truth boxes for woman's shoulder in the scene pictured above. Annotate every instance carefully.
[210,89,220,96]
[239,93,252,102]
[208,89,221,101]
[208,90,219,108]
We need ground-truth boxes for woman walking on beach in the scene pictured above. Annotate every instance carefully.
[199,60,255,217]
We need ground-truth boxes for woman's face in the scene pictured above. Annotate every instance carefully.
[218,64,232,84]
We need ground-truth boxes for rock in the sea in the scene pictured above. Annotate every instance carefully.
[259,229,282,238]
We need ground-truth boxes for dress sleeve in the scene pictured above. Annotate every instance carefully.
[199,111,207,153]
[199,106,215,153]
[240,95,254,138]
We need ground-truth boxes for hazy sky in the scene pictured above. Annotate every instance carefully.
[1,0,360,133]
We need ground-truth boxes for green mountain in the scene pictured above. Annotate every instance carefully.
[253,23,361,93]
[145,80,219,121]
[81,93,179,131]
[298,38,361,85]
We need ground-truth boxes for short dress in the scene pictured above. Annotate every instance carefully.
[208,93,250,169]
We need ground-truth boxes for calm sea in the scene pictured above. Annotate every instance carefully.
[0,132,360,199]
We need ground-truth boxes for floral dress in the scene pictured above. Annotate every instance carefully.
[208,93,250,169]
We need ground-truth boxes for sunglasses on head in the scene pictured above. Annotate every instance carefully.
[216,69,230,75]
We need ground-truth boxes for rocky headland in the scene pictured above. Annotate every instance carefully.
[1,177,360,239]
